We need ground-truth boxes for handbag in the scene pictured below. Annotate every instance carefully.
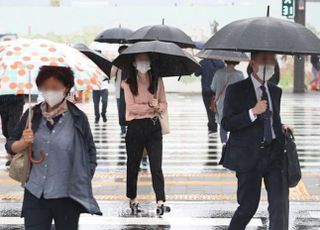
[159,110,170,135]
[284,129,302,188]
[210,73,233,113]
[156,81,170,135]
[9,109,33,186]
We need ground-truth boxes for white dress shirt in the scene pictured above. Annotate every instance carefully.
[101,76,109,90]
[248,75,276,139]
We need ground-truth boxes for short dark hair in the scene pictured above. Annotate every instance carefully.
[224,60,240,66]
[36,66,75,93]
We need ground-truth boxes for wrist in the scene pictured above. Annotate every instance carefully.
[20,138,29,147]
[251,108,257,115]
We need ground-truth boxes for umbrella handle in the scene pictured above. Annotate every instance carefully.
[28,145,45,164]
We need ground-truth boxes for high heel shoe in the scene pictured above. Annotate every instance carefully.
[130,202,142,215]
[156,204,171,216]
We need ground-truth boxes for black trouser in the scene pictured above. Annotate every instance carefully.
[202,91,217,132]
[22,189,81,230]
[125,118,165,202]
[228,141,289,230]
[0,99,24,139]
[92,89,108,120]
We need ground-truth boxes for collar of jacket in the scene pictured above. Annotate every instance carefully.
[32,101,85,135]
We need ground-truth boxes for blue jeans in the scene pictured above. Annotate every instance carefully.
[92,90,108,120]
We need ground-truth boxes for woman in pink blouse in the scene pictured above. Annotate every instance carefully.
[121,53,170,216]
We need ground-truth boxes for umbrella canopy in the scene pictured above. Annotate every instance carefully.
[127,21,195,48]
[94,26,133,44]
[203,16,320,55]
[72,43,112,77]
[112,40,200,77]
[197,50,249,62]
[0,39,104,95]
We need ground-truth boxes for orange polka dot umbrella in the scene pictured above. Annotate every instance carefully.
[0,38,105,95]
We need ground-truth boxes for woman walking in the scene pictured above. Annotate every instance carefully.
[6,66,101,230]
[122,53,170,215]
[211,61,244,144]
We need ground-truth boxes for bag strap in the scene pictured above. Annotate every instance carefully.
[216,73,234,102]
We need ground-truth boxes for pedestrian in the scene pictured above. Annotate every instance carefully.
[92,75,109,124]
[195,58,224,134]
[6,65,101,230]
[221,52,290,230]
[311,55,319,91]
[0,95,25,166]
[211,61,244,144]
[121,52,170,216]
[110,45,128,134]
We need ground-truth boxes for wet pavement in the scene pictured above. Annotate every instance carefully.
[0,91,320,229]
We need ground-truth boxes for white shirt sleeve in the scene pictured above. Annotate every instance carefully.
[249,109,257,122]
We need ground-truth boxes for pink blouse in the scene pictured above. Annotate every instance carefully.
[122,78,167,121]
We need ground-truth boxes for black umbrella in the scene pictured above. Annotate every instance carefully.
[203,16,320,55]
[112,40,199,77]
[94,25,133,44]
[72,43,112,77]
[127,19,195,48]
[197,50,249,62]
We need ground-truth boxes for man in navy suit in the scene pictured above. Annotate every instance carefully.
[221,52,290,230]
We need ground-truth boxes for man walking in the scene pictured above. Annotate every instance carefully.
[195,58,224,134]
[221,52,290,230]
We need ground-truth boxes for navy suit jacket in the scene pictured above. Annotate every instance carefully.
[221,77,285,172]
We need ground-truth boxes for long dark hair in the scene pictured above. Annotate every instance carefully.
[125,53,159,96]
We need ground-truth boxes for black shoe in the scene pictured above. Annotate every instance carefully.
[101,114,107,123]
[5,160,11,167]
[156,205,171,216]
[95,118,100,124]
[121,129,126,135]
[130,202,142,215]
[208,130,217,134]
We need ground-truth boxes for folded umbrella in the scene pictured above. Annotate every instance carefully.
[127,20,195,48]
[112,40,200,77]
[197,50,249,62]
[203,16,320,55]
[72,43,112,77]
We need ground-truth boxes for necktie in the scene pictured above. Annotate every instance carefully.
[260,85,273,143]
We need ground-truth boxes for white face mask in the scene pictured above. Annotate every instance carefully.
[135,61,151,74]
[256,64,275,81]
[42,90,65,107]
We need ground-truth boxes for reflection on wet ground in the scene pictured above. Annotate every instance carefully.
[91,93,320,173]
[0,92,320,229]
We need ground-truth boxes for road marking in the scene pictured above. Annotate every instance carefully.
[309,211,320,218]
[0,216,263,226]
